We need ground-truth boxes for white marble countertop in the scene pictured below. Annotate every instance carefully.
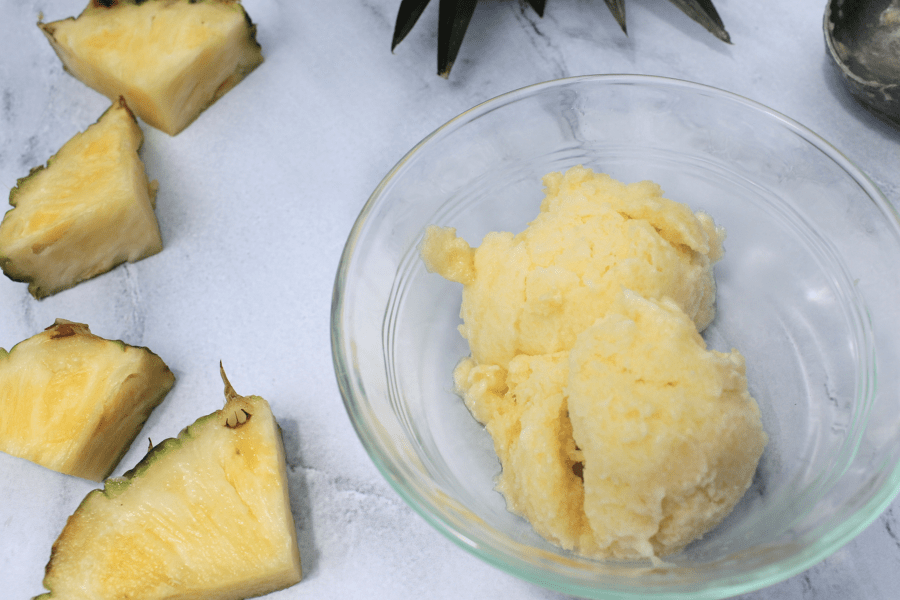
[2,1,899,598]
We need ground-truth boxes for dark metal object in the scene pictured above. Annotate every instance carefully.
[392,0,730,78]
[825,0,900,126]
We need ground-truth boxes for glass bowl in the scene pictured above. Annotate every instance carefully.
[331,75,900,599]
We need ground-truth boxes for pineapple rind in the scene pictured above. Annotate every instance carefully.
[0,319,175,481]
[39,0,264,135]
[8,165,46,208]
[36,388,302,600]
[0,98,162,299]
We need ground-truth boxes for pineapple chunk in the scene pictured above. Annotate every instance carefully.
[0,98,162,299]
[0,319,175,482]
[39,0,264,136]
[35,366,302,600]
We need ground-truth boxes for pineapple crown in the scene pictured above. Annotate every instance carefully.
[392,0,730,78]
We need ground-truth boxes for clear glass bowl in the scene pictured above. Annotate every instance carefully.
[331,75,900,599]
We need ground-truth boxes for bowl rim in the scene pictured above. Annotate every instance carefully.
[331,73,900,599]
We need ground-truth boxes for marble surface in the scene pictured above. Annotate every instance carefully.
[2,1,899,598]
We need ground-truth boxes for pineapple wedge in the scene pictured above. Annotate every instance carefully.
[0,319,175,482]
[0,98,162,299]
[35,366,302,600]
[39,0,264,135]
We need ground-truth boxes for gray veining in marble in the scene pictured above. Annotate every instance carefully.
[1,1,899,598]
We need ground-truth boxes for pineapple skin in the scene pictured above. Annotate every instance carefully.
[39,0,264,135]
[35,374,302,600]
[0,98,163,299]
[0,319,175,482]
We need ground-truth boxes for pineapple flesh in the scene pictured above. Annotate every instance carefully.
[0,98,162,299]
[40,0,264,136]
[0,319,175,482]
[35,367,302,600]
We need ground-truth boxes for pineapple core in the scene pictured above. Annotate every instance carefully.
[39,0,264,135]
[0,319,175,482]
[35,367,302,600]
[0,98,163,299]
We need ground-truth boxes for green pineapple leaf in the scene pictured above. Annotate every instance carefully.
[525,0,547,17]
[392,0,731,77]
[392,0,431,52]
[667,0,730,43]
[604,0,627,34]
[438,0,478,78]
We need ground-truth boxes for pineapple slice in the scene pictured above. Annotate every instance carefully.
[0,319,175,482]
[0,98,162,299]
[35,366,302,600]
[39,0,264,135]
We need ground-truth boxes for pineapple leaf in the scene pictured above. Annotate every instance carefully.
[603,0,627,34]
[525,0,546,17]
[438,0,478,78]
[392,0,730,77]
[392,0,432,50]
[666,0,730,43]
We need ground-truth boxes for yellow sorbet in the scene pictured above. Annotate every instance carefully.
[422,166,767,560]
[421,165,726,370]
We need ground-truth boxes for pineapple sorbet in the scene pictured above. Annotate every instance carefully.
[420,166,767,559]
